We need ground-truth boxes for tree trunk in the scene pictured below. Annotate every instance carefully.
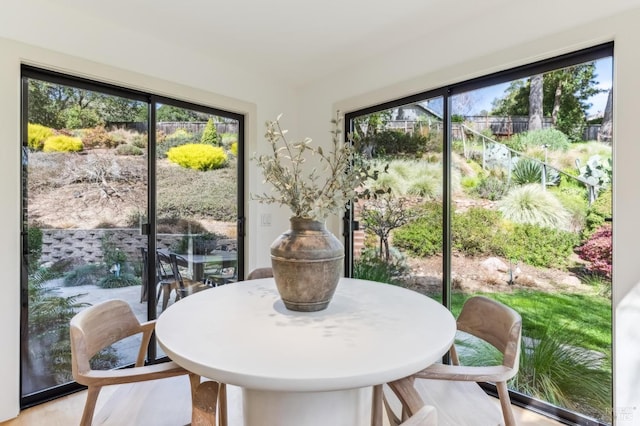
[528,74,544,131]
[552,80,563,126]
[600,88,613,142]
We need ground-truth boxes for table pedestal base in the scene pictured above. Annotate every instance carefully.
[242,387,372,426]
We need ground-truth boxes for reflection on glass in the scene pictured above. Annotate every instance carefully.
[154,105,239,317]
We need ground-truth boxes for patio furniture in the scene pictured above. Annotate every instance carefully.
[156,250,183,311]
[139,247,180,310]
[383,296,522,426]
[69,299,204,426]
[170,253,210,298]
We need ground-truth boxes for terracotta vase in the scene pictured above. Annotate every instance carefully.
[270,217,344,312]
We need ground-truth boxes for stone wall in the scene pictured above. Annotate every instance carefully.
[41,228,182,265]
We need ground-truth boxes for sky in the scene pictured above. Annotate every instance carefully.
[466,56,613,116]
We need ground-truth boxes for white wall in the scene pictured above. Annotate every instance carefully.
[0,36,294,421]
[298,9,640,423]
[2,4,640,423]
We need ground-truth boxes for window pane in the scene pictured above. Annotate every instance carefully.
[349,98,444,302]
[450,58,612,423]
[22,78,149,396]
[154,103,239,317]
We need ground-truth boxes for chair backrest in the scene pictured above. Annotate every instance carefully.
[156,250,176,279]
[70,299,142,381]
[456,296,522,370]
[170,253,190,289]
[247,267,273,280]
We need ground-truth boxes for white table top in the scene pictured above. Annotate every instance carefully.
[156,277,456,392]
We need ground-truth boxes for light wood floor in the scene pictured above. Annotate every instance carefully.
[1,382,563,426]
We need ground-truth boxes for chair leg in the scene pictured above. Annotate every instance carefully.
[161,284,170,311]
[192,381,218,426]
[79,385,102,426]
[188,373,201,401]
[371,384,383,426]
[218,383,228,426]
[496,381,517,426]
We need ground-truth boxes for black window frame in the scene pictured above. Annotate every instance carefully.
[19,65,246,408]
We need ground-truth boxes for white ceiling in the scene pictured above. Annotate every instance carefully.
[3,0,640,87]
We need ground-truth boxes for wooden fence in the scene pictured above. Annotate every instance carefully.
[387,116,604,142]
[107,121,239,135]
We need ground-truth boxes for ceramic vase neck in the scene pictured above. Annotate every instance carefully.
[290,217,326,232]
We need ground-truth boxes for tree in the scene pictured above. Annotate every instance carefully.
[599,88,613,142]
[28,79,144,129]
[201,118,220,145]
[491,63,603,141]
[156,105,207,122]
[528,74,544,131]
[360,196,417,261]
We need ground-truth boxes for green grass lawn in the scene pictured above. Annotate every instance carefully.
[436,290,611,356]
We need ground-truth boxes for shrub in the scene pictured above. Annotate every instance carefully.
[576,225,612,279]
[472,174,509,201]
[367,159,442,198]
[64,263,106,287]
[130,133,148,149]
[28,123,55,151]
[201,118,220,145]
[43,135,83,152]
[452,208,503,255]
[513,321,611,422]
[79,125,119,149]
[393,202,443,257]
[98,273,140,289]
[518,128,571,151]
[512,157,559,186]
[157,128,197,158]
[578,155,612,196]
[500,223,579,268]
[498,184,570,230]
[367,129,430,158]
[167,144,228,171]
[353,248,409,285]
[395,201,577,268]
[584,188,612,237]
[230,142,238,156]
[551,186,588,233]
[115,144,143,156]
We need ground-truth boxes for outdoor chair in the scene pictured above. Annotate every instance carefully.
[156,249,184,311]
[377,296,522,426]
[69,299,205,426]
[170,253,210,298]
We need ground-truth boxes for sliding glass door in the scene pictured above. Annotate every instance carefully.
[345,44,613,424]
[20,67,244,406]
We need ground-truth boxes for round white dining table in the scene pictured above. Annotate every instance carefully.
[156,277,456,426]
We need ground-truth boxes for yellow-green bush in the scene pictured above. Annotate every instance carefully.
[43,135,84,152]
[230,142,238,156]
[28,123,55,151]
[167,143,227,171]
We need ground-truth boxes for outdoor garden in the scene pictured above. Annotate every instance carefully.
[351,108,612,422]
